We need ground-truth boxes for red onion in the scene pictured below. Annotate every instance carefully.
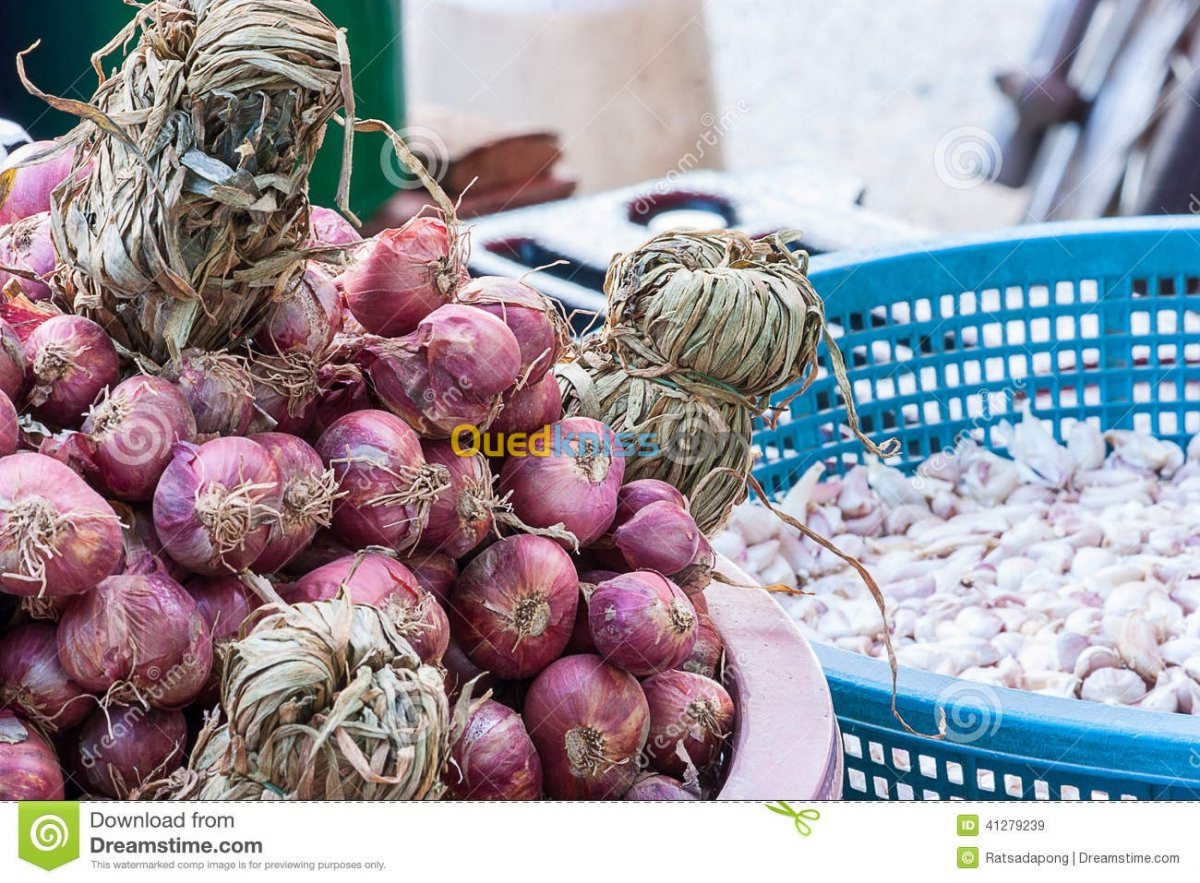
[444,699,543,800]
[0,317,23,399]
[642,670,734,777]
[250,432,338,572]
[309,362,370,440]
[499,417,625,547]
[24,315,119,427]
[57,572,213,708]
[0,212,55,300]
[679,612,723,679]
[0,710,64,799]
[0,141,76,224]
[246,352,321,436]
[613,500,701,574]
[0,453,123,598]
[366,304,521,437]
[566,570,618,654]
[0,623,92,731]
[419,441,495,558]
[0,390,16,456]
[316,410,446,552]
[673,533,715,597]
[625,773,697,800]
[615,479,687,528]
[72,704,185,799]
[254,264,342,356]
[524,654,649,799]
[116,504,188,581]
[284,554,449,663]
[589,572,697,676]
[491,371,563,435]
[442,635,493,699]
[170,349,257,436]
[81,375,197,501]
[340,217,468,336]
[186,575,260,645]
[397,550,457,605]
[456,276,566,382]
[152,438,283,575]
[308,205,362,246]
[451,535,579,679]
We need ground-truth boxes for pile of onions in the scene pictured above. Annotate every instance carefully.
[0,212,55,300]
[80,375,197,500]
[316,410,446,552]
[642,670,734,776]
[499,417,625,546]
[24,315,120,426]
[450,535,579,678]
[365,304,522,437]
[0,623,92,730]
[418,441,495,558]
[457,276,567,382]
[339,216,468,336]
[0,710,65,799]
[283,553,448,663]
[152,438,282,575]
[71,704,186,799]
[0,317,23,399]
[444,699,542,800]
[169,349,257,436]
[0,453,123,598]
[524,654,649,799]
[588,572,697,676]
[57,572,213,708]
[254,264,342,356]
[0,141,76,224]
[251,432,338,572]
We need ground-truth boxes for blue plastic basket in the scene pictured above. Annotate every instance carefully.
[750,217,1200,801]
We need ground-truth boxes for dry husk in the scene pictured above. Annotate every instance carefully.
[22,0,350,362]
[159,598,464,800]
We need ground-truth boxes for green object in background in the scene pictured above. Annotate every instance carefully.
[1,0,404,223]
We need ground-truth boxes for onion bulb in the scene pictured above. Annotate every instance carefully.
[450,535,579,678]
[491,371,563,435]
[0,140,76,224]
[679,612,723,679]
[251,432,339,573]
[444,699,543,800]
[613,500,701,574]
[23,315,119,426]
[72,704,186,799]
[254,263,342,356]
[615,479,687,528]
[456,276,567,382]
[308,205,361,246]
[589,572,697,676]
[0,710,64,799]
[418,441,496,558]
[625,773,697,800]
[397,551,457,605]
[0,317,24,400]
[642,670,734,777]
[0,623,92,731]
[169,349,257,436]
[152,438,282,575]
[524,654,649,799]
[0,212,55,300]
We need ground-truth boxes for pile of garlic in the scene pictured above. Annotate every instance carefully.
[715,412,1200,714]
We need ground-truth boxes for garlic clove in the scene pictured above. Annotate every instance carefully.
[1073,645,1122,680]
[1080,668,1147,705]
[1116,613,1165,683]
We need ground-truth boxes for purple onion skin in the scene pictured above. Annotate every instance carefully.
[642,670,735,777]
[24,315,120,427]
[0,710,65,800]
[118,505,190,582]
[316,410,432,551]
[498,417,625,547]
[0,453,123,598]
[57,572,213,709]
[451,535,579,679]
[614,479,687,529]
[254,263,343,356]
[613,501,701,574]
[308,205,362,246]
[679,612,723,680]
[0,141,76,224]
[186,575,260,645]
[418,441,492,559]
[566,569,620,654]
[250,432,330,573]
[0,390,17,455]
[625,774,697,801]
[279,530,351,577]
[457,276,563,381]
[444,699,543,800]
[72,704,186,799]
[0,317,24,400]
[524,654,649,800]
[397,551,457,606]
[0,211,55,300]
[171,350,257,436]
[442,635,493,700]
[308,364,371,441]
[153,438,283,575]
[0,623,92,731]
[491,371,563,435]
[589,572,698,676]
[81,375,197,501]
[340,217,467,336]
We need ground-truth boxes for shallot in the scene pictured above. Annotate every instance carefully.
[589,572,697,676]
[0,140,75,224]
[444,699,543,800]
[456,276,566,381]
[251,432,339,572]
[0,709,64,800]
[0,623,92,730]
[24,315,119,426]
[491,371,563,435]
[642,670,734,777]
[0,212,55,300]
[72,704,186,799]
[254,264,342,356]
